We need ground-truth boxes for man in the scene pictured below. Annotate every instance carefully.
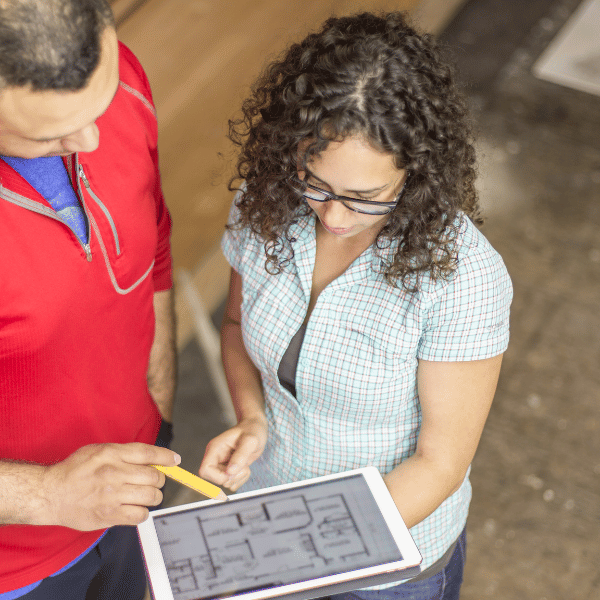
[0,1,180,598]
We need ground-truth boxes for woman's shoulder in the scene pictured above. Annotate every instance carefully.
[418,214,512,299]
[454,214,508,273]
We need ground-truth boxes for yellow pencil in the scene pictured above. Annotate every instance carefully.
[152,465,228,502]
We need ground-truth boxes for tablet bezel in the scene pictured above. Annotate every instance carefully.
[138,466,422,600]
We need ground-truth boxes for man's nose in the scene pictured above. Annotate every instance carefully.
[61,123,100,153]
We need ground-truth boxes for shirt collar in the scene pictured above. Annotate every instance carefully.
[289,212,393,288]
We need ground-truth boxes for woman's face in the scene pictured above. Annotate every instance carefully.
[298,135,408,242]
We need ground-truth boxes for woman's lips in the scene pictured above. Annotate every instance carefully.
[321,221,353,235]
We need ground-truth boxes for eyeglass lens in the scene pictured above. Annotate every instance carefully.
[303,187,392,215]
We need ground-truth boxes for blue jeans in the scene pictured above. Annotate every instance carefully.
[329,528,466,600]
[15,526,146,600]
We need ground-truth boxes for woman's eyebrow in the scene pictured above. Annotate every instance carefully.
[305,167,389,194]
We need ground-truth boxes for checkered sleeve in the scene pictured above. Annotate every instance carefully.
[220,189,247,274]
[417,235,513,361]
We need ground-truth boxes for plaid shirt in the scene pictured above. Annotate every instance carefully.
[222,200,512,576]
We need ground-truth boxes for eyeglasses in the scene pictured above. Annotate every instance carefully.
[292,174,409,215]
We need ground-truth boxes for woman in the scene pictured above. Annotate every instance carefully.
[200,11,512,599]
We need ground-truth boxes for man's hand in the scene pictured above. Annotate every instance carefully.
[40,443,181,531]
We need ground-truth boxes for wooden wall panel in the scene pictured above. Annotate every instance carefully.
[109,0,465,345]
[115,0,422,269]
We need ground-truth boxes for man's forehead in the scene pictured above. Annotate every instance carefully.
[0,82,119,140]
[0,27,119,140]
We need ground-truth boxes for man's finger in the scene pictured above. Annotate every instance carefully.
[117,443,181,467]
[118,504,151,526]
[116,464,166,488]
[120,484,164,508]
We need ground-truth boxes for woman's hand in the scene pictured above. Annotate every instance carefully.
[199,415,268,491]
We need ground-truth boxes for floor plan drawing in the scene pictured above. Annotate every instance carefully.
[153,477,401,600]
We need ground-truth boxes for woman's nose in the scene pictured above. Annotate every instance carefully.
[323,199,350,223]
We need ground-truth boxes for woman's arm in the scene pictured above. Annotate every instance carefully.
[199,268,268,490]
[383,354,503,529]
[220,268,265,424]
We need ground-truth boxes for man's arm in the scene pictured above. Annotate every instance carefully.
[147,288,177,422]
[0,289,178,531]
[0,461,49,526]
[0,444,180,529]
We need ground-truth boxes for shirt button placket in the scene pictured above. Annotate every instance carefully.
[293,356,306,476]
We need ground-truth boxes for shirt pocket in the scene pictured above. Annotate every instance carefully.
[328,315,420,403]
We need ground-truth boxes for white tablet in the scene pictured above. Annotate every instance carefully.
[138,467,422,600]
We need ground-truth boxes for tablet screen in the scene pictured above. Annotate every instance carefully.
[153,473,403,600]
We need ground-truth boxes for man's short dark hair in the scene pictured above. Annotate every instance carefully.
[0,0,115,91]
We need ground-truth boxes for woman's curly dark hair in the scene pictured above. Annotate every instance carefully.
[228,11,481,288]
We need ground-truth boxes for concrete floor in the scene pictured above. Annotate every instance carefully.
[164,0,600,598]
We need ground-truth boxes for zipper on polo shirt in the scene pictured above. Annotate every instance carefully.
[82,240,92,261]
[66,154,92,262]
[0,183,92,262]
[77,163,121,256]
[74,160,154,296]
